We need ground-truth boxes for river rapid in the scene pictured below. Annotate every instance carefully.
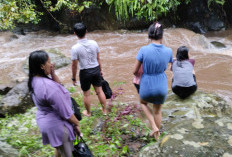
[0,28,232,105]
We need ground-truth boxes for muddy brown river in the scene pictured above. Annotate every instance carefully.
[0,28,232,105]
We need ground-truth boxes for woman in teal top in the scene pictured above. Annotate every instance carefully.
[133,22,173,139]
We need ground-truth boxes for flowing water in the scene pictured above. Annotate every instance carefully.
[0,28,232,105]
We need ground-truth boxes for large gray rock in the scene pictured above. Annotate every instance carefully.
[0,81,32,116]
[176,0,226,33]
[0,84,14,95]
[139,91,232,157]
[0,138,18,157]
[23,48,71,73]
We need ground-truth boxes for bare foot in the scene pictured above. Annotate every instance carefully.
[82,110,91,117]
[101,108,107,115]
[150,129,160,140]
[154,131,160,140]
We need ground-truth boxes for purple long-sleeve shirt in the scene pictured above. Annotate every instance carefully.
[32,76,75,147]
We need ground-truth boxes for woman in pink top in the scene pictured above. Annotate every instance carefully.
[28,50,81,157]
[133,65,143,93]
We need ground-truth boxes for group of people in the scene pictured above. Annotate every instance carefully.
[133,22,197,139]
[28,22,197,156]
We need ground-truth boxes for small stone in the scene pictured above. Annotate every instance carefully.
[227,123,232,130]
[199,142,209,146]
[178,128,188,134]
[183,141,201,148]
[215,121,224,127]
[228,136,232,146]
[223,153,232,157]
[192,119,204,129]
[171,134,184,140]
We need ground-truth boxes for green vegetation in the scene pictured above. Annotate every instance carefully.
[0,108,54,156]
[0,0,226,30]
[0,85,158,156]
[0,0,41,30]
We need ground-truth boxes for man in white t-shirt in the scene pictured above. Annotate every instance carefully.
[71,23,106,116]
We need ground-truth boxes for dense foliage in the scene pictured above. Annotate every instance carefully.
[0,0,40,30]
[0,0,226,30]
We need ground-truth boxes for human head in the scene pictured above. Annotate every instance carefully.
[73,23,87,38]
[28,50,49,92]
[148,22,163,40]
[176,46,189,61]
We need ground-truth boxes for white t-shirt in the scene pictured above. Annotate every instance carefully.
[71,38,99,70]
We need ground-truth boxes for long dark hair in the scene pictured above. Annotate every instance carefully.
[28,50,49,93]
[176,46,189,67]
[148,22,163,40]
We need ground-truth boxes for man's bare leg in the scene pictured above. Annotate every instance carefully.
[83,89,91,116]
[94,86,107,115]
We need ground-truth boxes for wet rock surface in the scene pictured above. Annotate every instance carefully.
[0,84,14,95]
[139,91,232,157]
[0,81,32,116]
[211,41,226,48]
[23,48,71,74]
[0,138,18,157]
[176,0,227,33]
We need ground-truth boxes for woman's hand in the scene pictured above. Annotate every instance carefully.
[68,114,82,136]
[50,63,56,76]
[50,63,62,84]
[74,125,82,136]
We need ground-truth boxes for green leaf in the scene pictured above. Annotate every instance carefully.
[122,145,129,154]
[115,140,121,147]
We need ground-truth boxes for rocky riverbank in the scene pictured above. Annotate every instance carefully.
[0,90,231,156]
[139,91,232,157]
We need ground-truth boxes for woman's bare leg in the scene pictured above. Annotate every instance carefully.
[140,99,159,138]
[153,104,162,130]
[54,148,61,157]
[152,104,162,139]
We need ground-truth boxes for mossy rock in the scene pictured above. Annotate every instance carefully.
[211,41,226,48]
[23,48,71,73]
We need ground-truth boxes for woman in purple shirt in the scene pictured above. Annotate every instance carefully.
[28,50,80,157]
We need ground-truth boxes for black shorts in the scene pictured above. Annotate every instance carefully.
[172,85,197,99]
[79,66,102,91]
[172,74,197,99]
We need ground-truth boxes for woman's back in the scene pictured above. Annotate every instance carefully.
[31,76,75,147]
[172,59,196,87]
[139,43,172,74]
[137,43,172,104]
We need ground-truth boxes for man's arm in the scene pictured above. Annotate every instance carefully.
[97,53,103,75]
[72,60,78,85]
